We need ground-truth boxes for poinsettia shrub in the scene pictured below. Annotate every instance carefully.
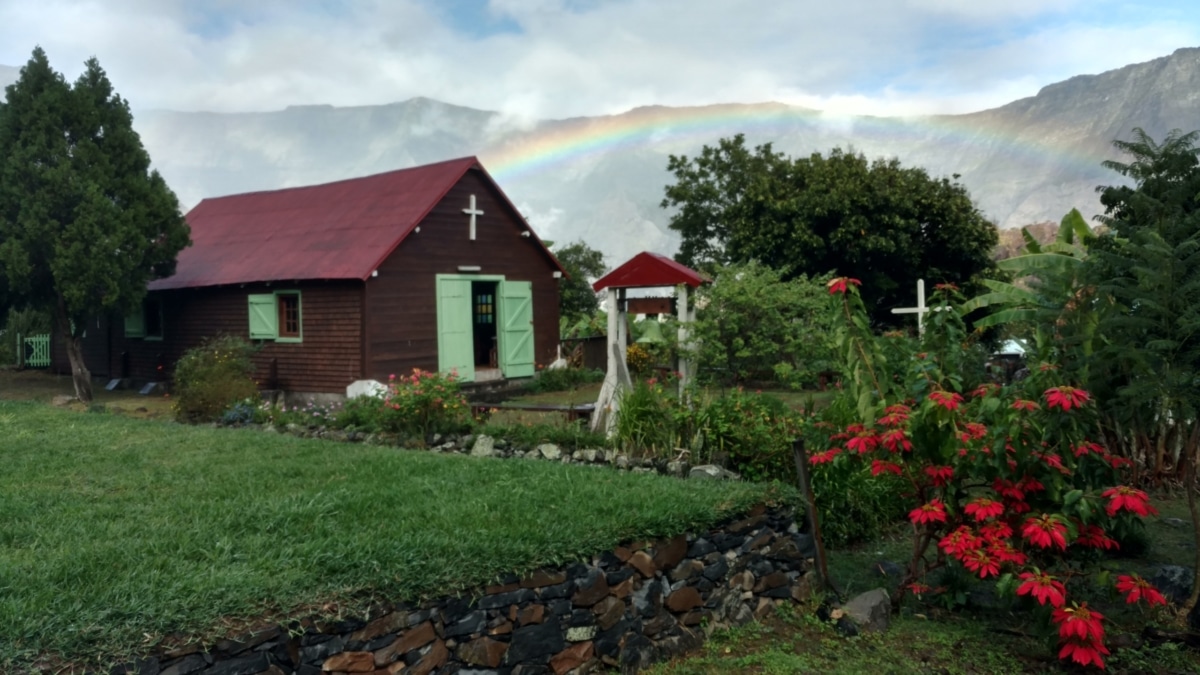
[810,278,1167,670]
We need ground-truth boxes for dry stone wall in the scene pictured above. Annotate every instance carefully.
[107,505,811,675]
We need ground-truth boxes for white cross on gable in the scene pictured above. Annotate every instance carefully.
[462,194,484,241]
[890,278,950,336]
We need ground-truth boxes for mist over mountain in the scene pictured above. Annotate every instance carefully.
[3,49,1199,265]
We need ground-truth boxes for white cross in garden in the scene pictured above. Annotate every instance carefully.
[462,194,484,240]
[891,278,950,336]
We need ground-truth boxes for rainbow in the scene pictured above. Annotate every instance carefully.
[480,101,1114,186]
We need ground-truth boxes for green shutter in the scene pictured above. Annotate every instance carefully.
[498,280,535,378]
[436,277,475,381]
[248,294,278,339]
[124,310,145,338]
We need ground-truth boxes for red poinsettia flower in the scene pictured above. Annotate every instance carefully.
[1038,452,1071,476]
[909,499,948,525]
[1053,603,1109,668]
[1101,486,1157,517]
[880,428,912,453]
[964,497,1005,522]
[884,403,911,415]
[939,525,981,558]
[827,277,862,295]
[808,448,842,466]
[981,520,1013,540]
[870,459,902,477]
[1073,441,1106,458]
[906,581,932,597]
[1053,603,1106,644]
[962,548,1001,578]
[993,478,1025,501]
[1010,398,1040,411]
[928,390,964,411]
[878,411,908,427]
[924,465,954,487]
[1038,363,1060,372]
[847,430,879,454]
[1058,640,1110,669]
[990,539,1028,566]
[970,383,999,398]
[1116,574,1168,607]
[1074,524,1119,551]
[934,282,959,292]
[960,422,988,442]
[1044,385,1091,411]
[1022,514,1068,550]
[1018,476,1045,494]
[1017,571,1067,607]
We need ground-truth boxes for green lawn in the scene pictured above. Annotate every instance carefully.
[0,401,789,669]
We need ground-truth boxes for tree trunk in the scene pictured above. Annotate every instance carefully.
[55,300,93,403]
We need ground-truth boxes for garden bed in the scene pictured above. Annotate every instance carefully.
[0,401,791,671]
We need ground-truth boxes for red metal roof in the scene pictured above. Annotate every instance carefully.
[149,157,560,290]
[592,252,707,291]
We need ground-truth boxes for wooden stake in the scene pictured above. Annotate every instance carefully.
[792,438,841,599]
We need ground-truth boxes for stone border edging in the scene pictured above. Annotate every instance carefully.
[101,505,812,675]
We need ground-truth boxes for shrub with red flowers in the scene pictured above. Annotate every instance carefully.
[376,369,471,441]
[808,279,1167,670]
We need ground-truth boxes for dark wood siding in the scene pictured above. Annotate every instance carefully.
[54,281,363,393]
[365,168,560,380]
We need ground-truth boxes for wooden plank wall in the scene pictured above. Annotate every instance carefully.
[365,168,561,380]
[52,281,364,393]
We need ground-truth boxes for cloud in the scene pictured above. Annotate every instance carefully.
[0,0,1196,119]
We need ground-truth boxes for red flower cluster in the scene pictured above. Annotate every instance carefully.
[1021,514,1068,550]
[964,497,1004,522]
[1101,486,1157,517]
[847,429,879,454]
[928,390,964,411]
[909,499,947,525]
[808,448,842,465]
[880,428,912,453]
[870,459,902,477]
[1010,398,1040,411]
[1044,385,1091,411]
[1115,574,1168,607]
[923,465,954,486]
[1075,524,1119,551]
[827,277,862,295]
[1052,604,1109,669]
[1017,571,1067,607]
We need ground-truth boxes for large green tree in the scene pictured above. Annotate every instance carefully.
[0,48,190,401]
[661,134,999,325]
[554,240,606,323]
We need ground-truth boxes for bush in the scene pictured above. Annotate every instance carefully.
[172,335,259,423]
[614,378,679,457]
[692,389,801,483]
[0,307,52,367]
[375,369,471,440]
[527,365,604,393]
[475,420,608,451]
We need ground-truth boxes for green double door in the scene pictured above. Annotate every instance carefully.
[436,275,535,381]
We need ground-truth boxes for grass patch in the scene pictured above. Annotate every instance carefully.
[0,400,792,669]
[0,368,173,418]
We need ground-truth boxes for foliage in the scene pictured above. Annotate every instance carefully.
[1088,128,1200,481]
[625,342,654,376]
[0,399,783,669]
[0,48,190,402]
[259,398,345,428]
[614,377,679,457]
[688,262,834,388]
[689,388,801,483]
[553,240,607,322]
[372,369,472,441]
[661,134,999,325]
[527,365,604,393]
[813,277,1166,669]
[961,208,1100,384]
[171,335,259,423]
[475,420,609,451]
[0,306,51,366]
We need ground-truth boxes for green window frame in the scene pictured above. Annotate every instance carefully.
[125,297,163,340]
[248,291,302,343]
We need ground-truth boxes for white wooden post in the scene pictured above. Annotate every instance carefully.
[592,287,631,435]
[677,284,690,398]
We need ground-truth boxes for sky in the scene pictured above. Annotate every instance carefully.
[1,0,1197,120]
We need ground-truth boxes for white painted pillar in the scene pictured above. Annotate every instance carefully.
[677,284,690,398]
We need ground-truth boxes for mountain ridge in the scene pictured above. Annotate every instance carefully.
[1,49,1198,263]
